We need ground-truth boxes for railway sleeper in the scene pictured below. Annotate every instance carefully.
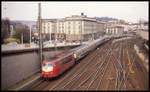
[135,61,143,71]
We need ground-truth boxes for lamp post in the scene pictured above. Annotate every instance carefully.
[30,26,32,44]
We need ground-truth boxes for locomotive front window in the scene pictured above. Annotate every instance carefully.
[43,63,53,67]
[43,63,46,66]
[48,63,53,66]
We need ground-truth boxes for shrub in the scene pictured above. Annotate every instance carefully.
[4,38,20,44]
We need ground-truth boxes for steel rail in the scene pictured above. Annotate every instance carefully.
[105,41,123,90]
[116,41,123,91]
[85,40,118,90]
[67,42,113,90]
[122,39,136,90]
[95,52,112,90]
[85,49,112,90]
[50,42,112,90]
[95,41,120,90]
[56,44,106,90]
[31,79,45,89]
[73,42,114,90]
[49,48,100,90]
[118,40,127,90]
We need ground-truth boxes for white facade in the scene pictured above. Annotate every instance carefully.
[41,15,105,41]
[105,26,124,35]
[42,19,56,40]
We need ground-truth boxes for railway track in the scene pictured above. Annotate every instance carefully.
[51,41,113,90]
[30,37,148,91]
[103,40,124,90]
[31,40,112,90]
[51,40,122,90]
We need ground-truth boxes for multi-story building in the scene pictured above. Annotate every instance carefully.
[41,19,56,41]
[105,26,124,35]
[64,15,104,41]
[104,20,125,35]
[41,14,105,41]
[56,19,66,40]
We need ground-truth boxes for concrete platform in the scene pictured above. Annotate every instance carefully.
[2,43,81,55]
[7,73,42,91]
[137,31,149,40]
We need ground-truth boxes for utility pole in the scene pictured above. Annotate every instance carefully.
[54,23,57,56]
[92,23,94,40]
[38,3,43,65]
[21,32,23,44]
[81,21,82,45]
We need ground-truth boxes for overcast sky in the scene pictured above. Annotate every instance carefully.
[1,1,149,23]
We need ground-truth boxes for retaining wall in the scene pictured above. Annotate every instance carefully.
[1,52,40,90]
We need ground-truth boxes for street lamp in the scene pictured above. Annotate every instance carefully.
[30,26,32,44]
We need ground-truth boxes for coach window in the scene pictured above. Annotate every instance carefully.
[61,56,72,65]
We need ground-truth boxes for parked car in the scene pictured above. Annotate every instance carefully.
[7,42,18,46]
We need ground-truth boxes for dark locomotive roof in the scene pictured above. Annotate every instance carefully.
[44,55,59,61]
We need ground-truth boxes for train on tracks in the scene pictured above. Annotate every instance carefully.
[41,34,129,79]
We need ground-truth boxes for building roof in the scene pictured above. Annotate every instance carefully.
[107,25,124,28]
[41,19,57,22]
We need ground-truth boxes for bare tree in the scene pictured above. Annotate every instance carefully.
[1,18,10,44]
[13,24,30,43]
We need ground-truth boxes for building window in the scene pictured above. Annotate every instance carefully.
[68,30,70,34]
[68,25,70,29]
[79,21,80,24]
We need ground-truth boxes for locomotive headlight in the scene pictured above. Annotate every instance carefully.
[42,63,53,72]
[43,66,53,72]
[47,66,53,72]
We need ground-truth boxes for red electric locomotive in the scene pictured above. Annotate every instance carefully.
[42,52,75,78]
